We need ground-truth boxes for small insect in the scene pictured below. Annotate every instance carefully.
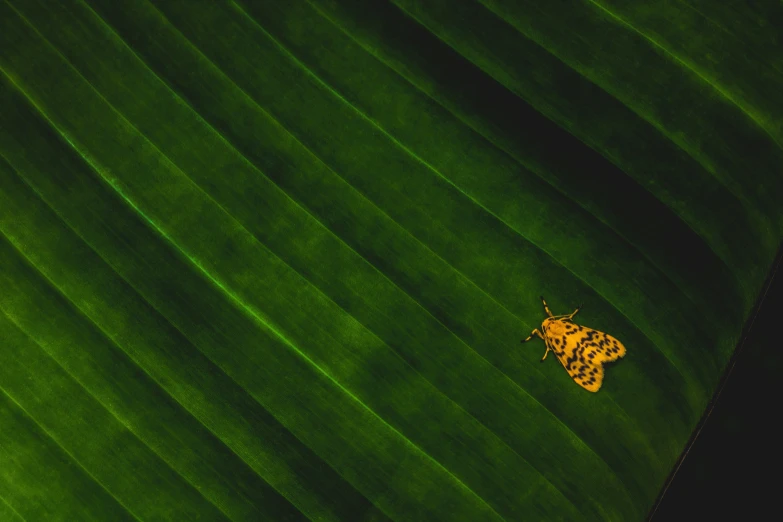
[521,296,626,392]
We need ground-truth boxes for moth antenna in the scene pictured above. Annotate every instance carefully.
[540,295,554,317]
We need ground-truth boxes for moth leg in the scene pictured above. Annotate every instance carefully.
[539,295,554,317]
[568,303,583,319]
[521,328,544,343]
[540,345,552,362]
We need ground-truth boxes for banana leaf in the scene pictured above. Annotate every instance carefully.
[1,0,781,520]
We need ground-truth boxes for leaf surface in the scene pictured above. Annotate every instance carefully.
[1,0,781,520]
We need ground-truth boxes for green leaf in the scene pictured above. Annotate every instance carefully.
[1,0,780,520]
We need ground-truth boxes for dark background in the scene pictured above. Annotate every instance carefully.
[650,250,783,520]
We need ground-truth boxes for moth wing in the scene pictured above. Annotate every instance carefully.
[589,329,626,363]
[552,324,626,392]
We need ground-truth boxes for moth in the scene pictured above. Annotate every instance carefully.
[521,296,626,392]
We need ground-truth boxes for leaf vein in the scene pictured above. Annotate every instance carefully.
[0,385,144,522]
[0,300,235,522]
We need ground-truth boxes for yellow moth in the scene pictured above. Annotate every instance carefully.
[521,296,626,392]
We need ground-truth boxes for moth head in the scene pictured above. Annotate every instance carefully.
[542,317,568,337]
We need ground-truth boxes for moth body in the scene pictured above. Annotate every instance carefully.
[522,296,626,392]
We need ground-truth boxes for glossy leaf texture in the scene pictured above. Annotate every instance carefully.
[1,1,781,520]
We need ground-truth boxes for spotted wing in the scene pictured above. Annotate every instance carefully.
[551,323,626,392]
